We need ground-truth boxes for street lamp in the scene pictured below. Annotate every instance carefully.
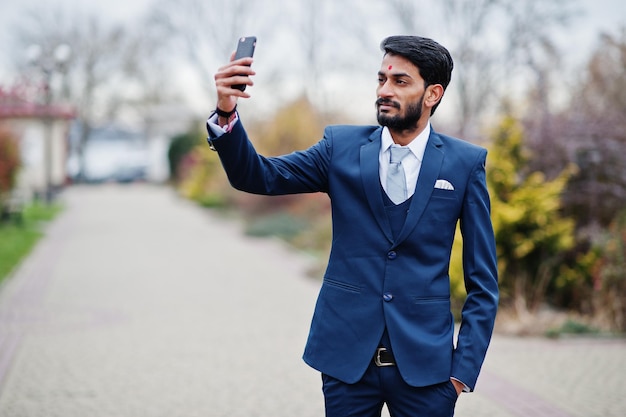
[26,43,71,203]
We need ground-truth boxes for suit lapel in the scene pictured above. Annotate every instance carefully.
[360,128,394,243]
[396,131,444,244]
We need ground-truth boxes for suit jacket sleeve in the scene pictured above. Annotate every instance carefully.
[210,119,331,195]
[452,149,499,390]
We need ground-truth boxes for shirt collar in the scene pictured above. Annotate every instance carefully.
[381,122,431,162]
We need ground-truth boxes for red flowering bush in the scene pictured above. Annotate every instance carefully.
[0,124,20,195]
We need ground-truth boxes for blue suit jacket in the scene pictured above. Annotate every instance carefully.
[211,120,499,390]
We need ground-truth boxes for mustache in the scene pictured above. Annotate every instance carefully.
[375,98,401,109]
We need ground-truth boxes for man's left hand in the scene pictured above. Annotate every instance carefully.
[450,379,464,396]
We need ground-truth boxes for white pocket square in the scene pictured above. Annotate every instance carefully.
[434,179,454,190]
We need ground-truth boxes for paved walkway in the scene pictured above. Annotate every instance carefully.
[0,184,624,417]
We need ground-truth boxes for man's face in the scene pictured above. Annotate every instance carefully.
[376,53,427,131]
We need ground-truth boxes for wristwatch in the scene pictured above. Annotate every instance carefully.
[206,106,237,151]
[206,117,218,151]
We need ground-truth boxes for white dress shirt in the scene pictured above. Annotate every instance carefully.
[379,123,431,202]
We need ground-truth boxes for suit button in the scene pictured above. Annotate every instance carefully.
[387,251,397,260]
[383,293,393,302]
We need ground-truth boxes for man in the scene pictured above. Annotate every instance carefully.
[206,35,499,417]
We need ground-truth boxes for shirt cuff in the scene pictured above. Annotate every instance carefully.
[206,111,239,137]
[206,111,239,151]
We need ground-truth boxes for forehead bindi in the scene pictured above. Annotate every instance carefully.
[382,54,418,75]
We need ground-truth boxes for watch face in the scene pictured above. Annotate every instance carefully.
[206,137,217,151]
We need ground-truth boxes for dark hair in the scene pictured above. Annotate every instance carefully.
[380,36,453,115]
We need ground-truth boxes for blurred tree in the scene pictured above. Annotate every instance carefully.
[388,0,421,32]
[380,0,496,137]
[146,0,271,102]
[502,0,577,114]
[560,28,626,235]
[12,7,131,180]
[116,15,184,119]
[439,0,501,139]
[447,226,468,313]
[255,95,325,156]
[506,0,580,184]
[175,97,332,262]
[221,96,330,215]
[177,136,232,208]
[380,0,577,140]
[295,0,327,101]
[592,210,626,331]
[519,27,626,236]
[167,129,204,183]
[278,0,385,118]
[487,116,575,319]
[68,18,127,180]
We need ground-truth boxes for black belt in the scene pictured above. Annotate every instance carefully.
[374,347,395,367]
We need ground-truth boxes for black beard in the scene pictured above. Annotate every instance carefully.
[376,95,424,131]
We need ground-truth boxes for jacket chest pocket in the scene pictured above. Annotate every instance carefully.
[424,192,460,224]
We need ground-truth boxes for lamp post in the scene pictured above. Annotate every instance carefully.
[26,43,71,203]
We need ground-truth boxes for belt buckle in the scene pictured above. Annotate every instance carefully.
[374,347,394,367]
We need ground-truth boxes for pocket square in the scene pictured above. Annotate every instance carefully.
[434,179,454,190]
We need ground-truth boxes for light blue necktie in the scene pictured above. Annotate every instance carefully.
[387,147,411,204]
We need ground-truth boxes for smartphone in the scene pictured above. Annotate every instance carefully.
[232,36,256,91]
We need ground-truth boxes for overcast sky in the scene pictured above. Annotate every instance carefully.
[0,0,623,121]
[1,0,624,76]
[0,0,151,81]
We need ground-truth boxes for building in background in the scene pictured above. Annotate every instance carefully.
[66,123,149,184]
[66,102,198,185]
[0,86,75,201]
[2,84,200,197]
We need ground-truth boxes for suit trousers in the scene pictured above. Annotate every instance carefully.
[322,361,458,417]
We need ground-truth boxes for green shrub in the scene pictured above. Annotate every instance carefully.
[545,319,600,338]
[167,129,203,181]
[245,212,309,242]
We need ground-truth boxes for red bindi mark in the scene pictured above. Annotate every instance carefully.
[388,65,393,70]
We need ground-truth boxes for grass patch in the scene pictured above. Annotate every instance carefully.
[0,202,63,284]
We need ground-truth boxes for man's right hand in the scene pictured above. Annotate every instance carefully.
[214,53,256,115]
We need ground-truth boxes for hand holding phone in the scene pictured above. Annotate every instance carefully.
[232,36,256,91]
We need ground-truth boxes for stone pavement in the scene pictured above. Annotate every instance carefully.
[0,184,624,417]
